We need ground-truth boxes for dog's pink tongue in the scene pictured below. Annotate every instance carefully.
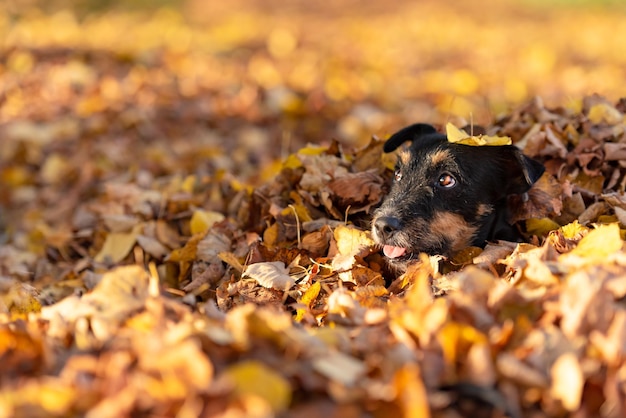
[383,245,406,259]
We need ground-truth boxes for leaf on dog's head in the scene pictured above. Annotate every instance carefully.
[446,122,512,146]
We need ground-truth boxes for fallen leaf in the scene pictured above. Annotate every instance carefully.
[225,360,291,414]
[334,225,375,258]
[312,351,367,386]
[562,223,622,263]
[243,261,295,290]
[94,224,142,264]
[550,352,584,411]
[587,102,623,125]
[190,210,225,235]
[446,122,512,146]
[295,280,321,322]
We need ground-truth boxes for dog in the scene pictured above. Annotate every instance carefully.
[371,123,545,269]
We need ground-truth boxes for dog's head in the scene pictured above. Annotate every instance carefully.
[372,123,545,267]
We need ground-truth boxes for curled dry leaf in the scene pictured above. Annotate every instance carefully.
[327,170,385,214]
[508,173,563,223]
[243,261,295,290]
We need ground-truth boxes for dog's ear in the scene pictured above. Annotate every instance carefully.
[383,123,438,153]
[502,148,545,195]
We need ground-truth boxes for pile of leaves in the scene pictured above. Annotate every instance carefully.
[3,1,626,417]
[3,92,626,416]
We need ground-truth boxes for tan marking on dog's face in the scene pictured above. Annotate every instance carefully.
[429,149,453,167]
[399,150,412,165]
[430,212,477,254]
[476,204,494,217]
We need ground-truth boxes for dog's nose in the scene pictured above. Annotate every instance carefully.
[374,216,401,240]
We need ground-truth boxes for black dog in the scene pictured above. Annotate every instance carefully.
[372,123,545,268]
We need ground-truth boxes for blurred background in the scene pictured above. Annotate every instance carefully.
[1,0,626,182]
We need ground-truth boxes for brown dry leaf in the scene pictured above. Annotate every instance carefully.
[301,226,332,255]
[327,170,385,214]
[354,284,388,308]
[590,310,626,366]
[0,327,45,376]
[472,241,517,268]
[496,352,549,388]
[559,266,614,338]
[509,173,563,223]
[136,234,170,259]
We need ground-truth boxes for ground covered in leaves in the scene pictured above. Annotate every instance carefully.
[2,0,626,417]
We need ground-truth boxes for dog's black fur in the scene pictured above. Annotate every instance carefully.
[372,123,545,269]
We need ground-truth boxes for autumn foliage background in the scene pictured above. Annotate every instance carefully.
[2,0,626,417]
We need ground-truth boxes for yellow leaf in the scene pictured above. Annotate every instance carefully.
[181,175,196,193]
[263,223,279,248]
[446,122,512,146]
[560,220,588,240]
[445,122,470,142]
[297,144,328,156]
[281,202,312,223]
[0,283,41,315]
[438,322,487,365]
[295,281,321,322]
[190,209,225,235]
[261,159,284,182]
[7,50,35,73]
[393,364,430,418]
[334,224,374,258]
[22,380,76,415]
[94,224,142,264]
[526,218,560,236]
[588,102,623,125]
[218,252,244,273]
[225,360,291,414]
[282,154,302,170]
[567,223,622,260]
[40,154,70,185]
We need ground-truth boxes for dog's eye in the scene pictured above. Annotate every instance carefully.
[394,170,403,182]
[437,173,456,189]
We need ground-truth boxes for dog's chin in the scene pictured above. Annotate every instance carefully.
[378,242,448,271]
